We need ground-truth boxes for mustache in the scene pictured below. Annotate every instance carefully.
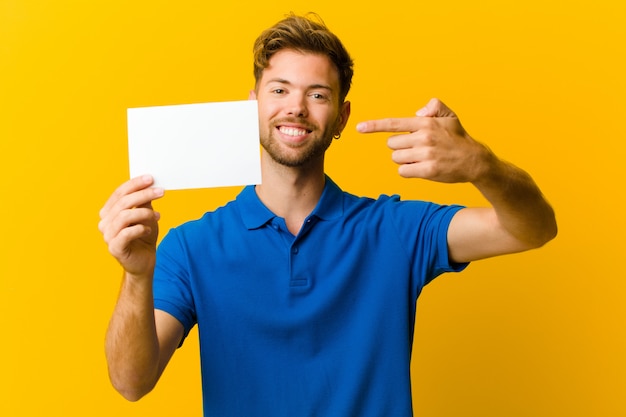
[271,117,317,131]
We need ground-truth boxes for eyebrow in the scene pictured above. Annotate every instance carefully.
[265,78,333,91]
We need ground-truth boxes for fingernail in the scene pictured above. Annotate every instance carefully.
[416,108,427,117]
[356,122,366,132]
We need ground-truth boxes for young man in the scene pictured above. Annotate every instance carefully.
[99,13,556,416]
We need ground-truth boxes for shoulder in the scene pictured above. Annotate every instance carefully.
[342,190,460,220]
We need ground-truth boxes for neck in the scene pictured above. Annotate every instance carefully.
[255,152,326,235]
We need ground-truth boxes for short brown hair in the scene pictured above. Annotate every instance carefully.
[253,13,354,103]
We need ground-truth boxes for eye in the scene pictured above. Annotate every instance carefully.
[272,88,285,95]
[310,93,327,100]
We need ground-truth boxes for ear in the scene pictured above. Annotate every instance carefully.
[336,100,351,133]
[248,90,257,100]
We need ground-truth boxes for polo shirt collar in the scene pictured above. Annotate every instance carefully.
[311,175,344,221]
[237,175,344,230]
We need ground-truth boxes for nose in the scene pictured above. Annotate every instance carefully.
[285,92,308,118]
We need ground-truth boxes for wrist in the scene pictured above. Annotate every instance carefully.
[122,269,155,291]
[470,143,503,186]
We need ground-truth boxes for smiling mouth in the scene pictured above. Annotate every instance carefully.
[277,126,311,137]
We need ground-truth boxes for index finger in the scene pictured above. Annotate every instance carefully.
[356,117,421,134]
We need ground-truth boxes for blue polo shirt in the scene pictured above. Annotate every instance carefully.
[154,177,467,416]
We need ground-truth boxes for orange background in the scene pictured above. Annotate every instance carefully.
[1,1,624,415]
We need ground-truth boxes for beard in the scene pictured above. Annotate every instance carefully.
[260,117,335,168]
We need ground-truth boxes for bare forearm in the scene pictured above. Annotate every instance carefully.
[473,155,557,250]
[356,98,557,261]
[105,271,160,401]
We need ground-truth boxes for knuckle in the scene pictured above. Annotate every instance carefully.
[383,118,396,127]
[422,147,435,160]
[97,219,106,234]
[423,162,440,178]
[378,118,398,131]
[107,239,122,258]
[118,225,138,243]
[422,118,437,129]
[419,130,436,146]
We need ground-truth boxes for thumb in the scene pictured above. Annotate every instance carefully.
[416,98,456,117]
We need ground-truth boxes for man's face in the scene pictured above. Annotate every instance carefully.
[251,49,350,168]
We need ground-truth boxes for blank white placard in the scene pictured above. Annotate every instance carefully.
[127,100,261,190]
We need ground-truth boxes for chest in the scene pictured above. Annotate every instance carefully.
[186,217,413,332]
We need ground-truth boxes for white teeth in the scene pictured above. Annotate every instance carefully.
[279,126,307,137]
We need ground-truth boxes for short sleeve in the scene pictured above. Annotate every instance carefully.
[386,198,469,288]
